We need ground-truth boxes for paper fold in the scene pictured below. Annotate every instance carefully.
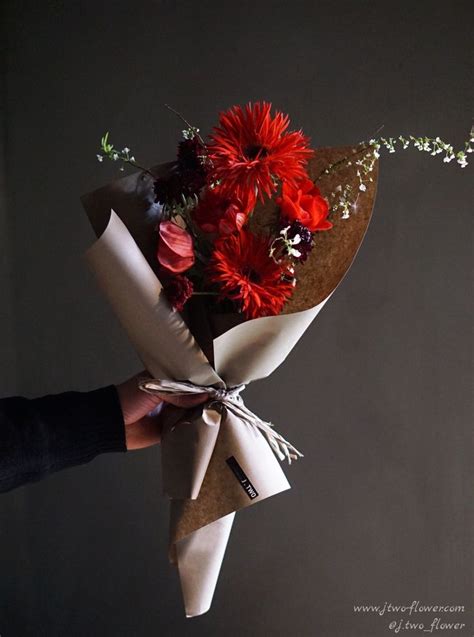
[175,512,236,617]
[85,210,222,388]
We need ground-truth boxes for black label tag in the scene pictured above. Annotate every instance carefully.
[226,456,259,500]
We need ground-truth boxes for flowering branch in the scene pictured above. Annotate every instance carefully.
[164,104,206,147]
[97,132,156,179]
[318,126,473,219]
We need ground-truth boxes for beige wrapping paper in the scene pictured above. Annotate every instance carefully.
[82,146,379,617]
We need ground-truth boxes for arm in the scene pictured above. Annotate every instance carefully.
[0,385,126,493]
[0,374,208,494]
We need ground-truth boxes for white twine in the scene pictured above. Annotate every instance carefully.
[138,378,303,464]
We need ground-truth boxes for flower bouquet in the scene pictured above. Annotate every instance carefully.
[81,103,470,616]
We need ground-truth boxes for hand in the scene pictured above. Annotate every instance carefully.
[116,372,208,451]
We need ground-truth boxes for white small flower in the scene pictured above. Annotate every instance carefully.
[290,234,301,245]
[122,147,130,154]
[96,154,103,162]
[290,248,302,258]
[112,152,119,160]
[359,183,367,192]
[130,156,135,162]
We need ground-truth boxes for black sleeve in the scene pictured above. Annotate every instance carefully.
[0,385,127,493]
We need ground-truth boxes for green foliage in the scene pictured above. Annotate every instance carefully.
[96,132,136,171]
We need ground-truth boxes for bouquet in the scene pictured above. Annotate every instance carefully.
[82,102,471,616]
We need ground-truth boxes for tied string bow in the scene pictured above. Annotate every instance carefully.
[138,378,303,464]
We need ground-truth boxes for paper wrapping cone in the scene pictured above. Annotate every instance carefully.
[81,146,378,617]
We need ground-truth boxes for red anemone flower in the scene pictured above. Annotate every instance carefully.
[276,177,332,232]
[207,102,314,203]
[206,229,295,319]
[192,186,255,236]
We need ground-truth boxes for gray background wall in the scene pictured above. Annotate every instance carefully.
[0,1,472,636]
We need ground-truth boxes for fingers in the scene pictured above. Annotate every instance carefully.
[117,371,209,427]
[116,374,163,425]
[161,393,209,409]
[124,394,209,451]
[125,415,162,451]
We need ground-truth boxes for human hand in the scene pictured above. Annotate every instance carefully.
[116,372,208,451]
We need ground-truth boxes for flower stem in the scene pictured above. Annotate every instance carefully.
[313,144,372,184]
[192,291,219,296]
[164,104,206,146]
[124,159,156,181]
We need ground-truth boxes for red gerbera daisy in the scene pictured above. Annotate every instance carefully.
[207,102,314,203]
[206,229,295,319]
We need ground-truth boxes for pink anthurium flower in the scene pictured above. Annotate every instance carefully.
[157,221,195,273]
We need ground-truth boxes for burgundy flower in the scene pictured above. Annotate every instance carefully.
[162,274,194,312]
[154,137,209,206]
[279,218,314,263]
[154,171,183,206]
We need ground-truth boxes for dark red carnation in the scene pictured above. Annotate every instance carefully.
[162,274,194,312]
[177,137,209,195]
[154,137,209,206]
